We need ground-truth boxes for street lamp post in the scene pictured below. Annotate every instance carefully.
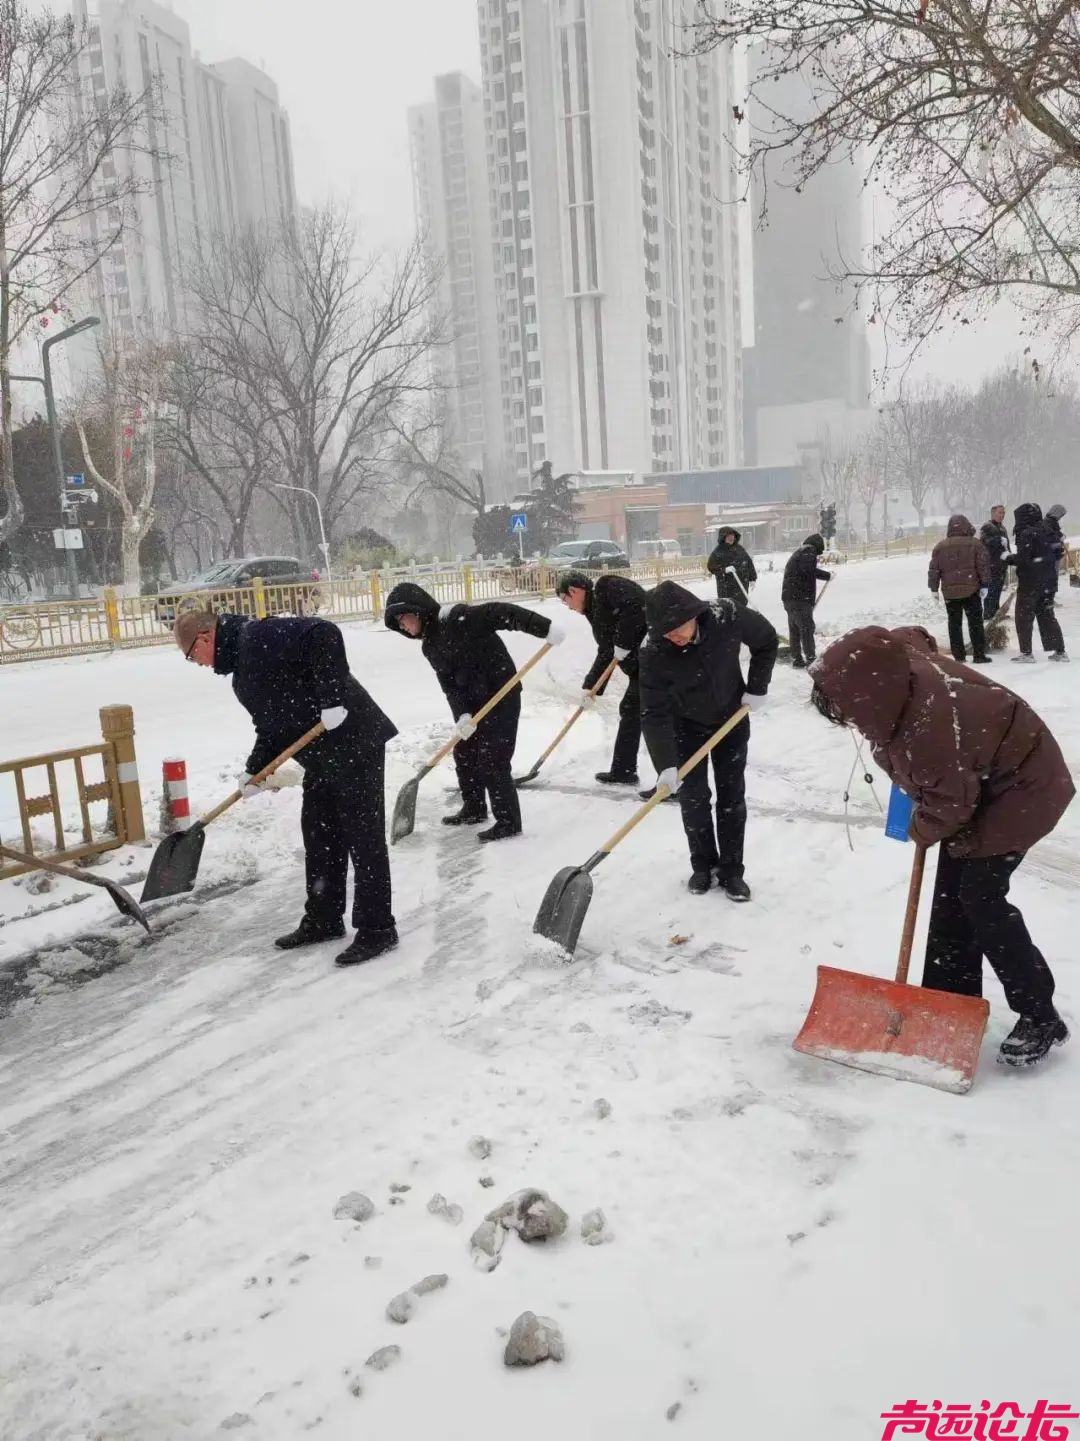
[41,317,101,598]
[274,483,333,589]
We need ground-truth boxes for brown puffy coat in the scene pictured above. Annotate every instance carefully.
[813,626,1075,858]
[927,514,991,600]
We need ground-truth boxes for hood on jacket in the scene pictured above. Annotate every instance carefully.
[891,625,938,656]
[1047,504,1067,521]
[716,525,742,544]
[384,582,440,637]
[810,626,916,744]
[212,612,249,677]
[803,533,826,555]
[646,580,710,642]
[1014,502,1043,531]
[946,514,975,538]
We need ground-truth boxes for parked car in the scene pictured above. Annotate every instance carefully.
[636,538,683,561]
[154,557,322,626]
[541,540,630,571]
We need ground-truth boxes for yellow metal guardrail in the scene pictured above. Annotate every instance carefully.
[0,558,710,664]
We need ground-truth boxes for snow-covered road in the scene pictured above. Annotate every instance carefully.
[2,556,1078,1440]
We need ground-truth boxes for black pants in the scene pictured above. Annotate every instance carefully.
[945,593,987,660]
[785,602,816,664]
[922,849,1057,1022]
[301,745,394,937]
[453,695,521,830]
[983,570,1005,620]
[1015,586,1064,655]
[609,671,642,777]
[675,714,749,880]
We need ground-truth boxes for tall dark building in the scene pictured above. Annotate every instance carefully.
[745,46,871,465]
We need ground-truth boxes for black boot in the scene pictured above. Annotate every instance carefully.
[688,870,714,895]
[997,1014,1069,1068]
[595,770,639,786]
[442,807,488,826]
[335,927,399,968]
[972,654,993,664]
[791,658,807,670]
[721,877,752,903]
[275,917,346,950]
[478,821,522,843]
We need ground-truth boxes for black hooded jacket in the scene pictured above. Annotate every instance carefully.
[578,573,648,691]
[639,582,778,773]
[782,533,831,606]
[384,582,552,716]
[213,613,397,776]
[1009,503,1060,589]
[706,526,757,604]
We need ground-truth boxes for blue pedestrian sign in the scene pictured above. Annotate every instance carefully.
[66,473,86,488]
[510,512,528,534]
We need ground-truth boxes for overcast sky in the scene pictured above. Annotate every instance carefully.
[173,0,481,248]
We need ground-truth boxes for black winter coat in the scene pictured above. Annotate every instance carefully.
[384,582,551,717]
[706,527,757,605]
[582,574,648,691]
[639,582,778,773]
[782,534,831,605]
[213,613,397,777]
[1009,504,1060,591]
[979,519,1009,576]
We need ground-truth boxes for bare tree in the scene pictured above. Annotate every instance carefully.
[0,1,165,546]
[688,1,1080,352]
[853,426,890,545]
[818,427,860,543]
[75,335,168,589]
[392,397,487,519]
[186,206,440,559]
[884,383,956,532]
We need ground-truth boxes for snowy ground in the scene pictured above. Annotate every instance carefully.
[2,556,1078,1441]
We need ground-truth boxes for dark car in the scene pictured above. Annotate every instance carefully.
[155,557,322,626]
[543,540,630,571]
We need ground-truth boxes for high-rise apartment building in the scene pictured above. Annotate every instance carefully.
[409,74,508,489]
[745,45,871,467]
[71,0,297,337]
[477,0,742,487]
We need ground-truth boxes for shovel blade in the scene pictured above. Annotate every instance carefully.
[532,865,594,957]
[513,765,542,788]
[793,965,990,1094]
[140,825,207,903]
[390,777,421,844]
[103,880,151,932]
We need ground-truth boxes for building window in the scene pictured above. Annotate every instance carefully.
[530,414,545,433]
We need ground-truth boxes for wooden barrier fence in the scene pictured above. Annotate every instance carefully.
[0,705,145,881]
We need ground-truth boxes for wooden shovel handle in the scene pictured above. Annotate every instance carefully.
[895,844,927,985]
[0,842,112,886]
[421,640,555,773]
[595,706,750,861]
[530,657,620,770]
[200,721,327,827]
[815,578,831,610]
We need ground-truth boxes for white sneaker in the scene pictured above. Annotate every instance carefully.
[1047,652,1070,663]
[1012,654,1037,664]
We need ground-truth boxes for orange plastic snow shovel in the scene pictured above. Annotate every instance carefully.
[793,845,990,1094]
[514,657,619,787]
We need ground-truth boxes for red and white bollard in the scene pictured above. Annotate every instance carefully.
[161,757,191,834]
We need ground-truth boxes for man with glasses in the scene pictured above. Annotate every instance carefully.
[173,609,398,967]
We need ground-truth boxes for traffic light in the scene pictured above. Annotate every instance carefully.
[819,503,837,542]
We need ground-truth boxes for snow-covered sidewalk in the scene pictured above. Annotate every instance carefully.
[2,556,1078,1440]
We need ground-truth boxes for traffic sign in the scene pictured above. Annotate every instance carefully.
[66,473,86,488]
[510,512,528,533]
[66,489,99,505]
[53,528,84,551]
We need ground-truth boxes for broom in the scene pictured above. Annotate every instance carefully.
[986,589,1015,651]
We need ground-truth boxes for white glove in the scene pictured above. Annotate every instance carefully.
[545,622,567,646]
[742,692,767,712]
[613,645,631,662]
[320,705,348,731]
[237,772,262,799]
[656,766,681,796]
[979,589,988,602]
[579,689,597,710]
[453,714,477,741]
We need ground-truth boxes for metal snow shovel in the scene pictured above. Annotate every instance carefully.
[792,845,991,1094]
[533,706,750,957]
[0,844,150,932]
[514,657,619,787]
[725,565,750,602]
[391,641,554,844]
[141,721,327,903]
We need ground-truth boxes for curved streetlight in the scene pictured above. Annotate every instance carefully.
[274,483,333,588]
